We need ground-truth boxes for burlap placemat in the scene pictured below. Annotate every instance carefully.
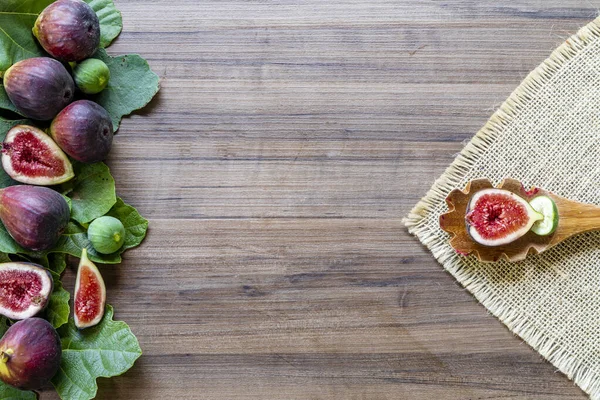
[404,18,600,399]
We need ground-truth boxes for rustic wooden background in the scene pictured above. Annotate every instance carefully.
[46,1,600,399]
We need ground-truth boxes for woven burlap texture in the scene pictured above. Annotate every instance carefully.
[404,17,600,399]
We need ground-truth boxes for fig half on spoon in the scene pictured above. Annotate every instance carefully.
[440,178,600,262]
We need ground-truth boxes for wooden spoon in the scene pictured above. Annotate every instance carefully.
[439,178,600,263]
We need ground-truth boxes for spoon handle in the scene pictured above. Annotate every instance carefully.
[550,195,600,244]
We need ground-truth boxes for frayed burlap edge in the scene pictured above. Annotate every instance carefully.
[403,17,600,399]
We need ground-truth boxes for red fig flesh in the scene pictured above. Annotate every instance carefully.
[465,189,543,246]
[0,318,61,390]
[0,263,53,320]
[74,249,106,329]
[2,125,74,185]
[0,186,70,251]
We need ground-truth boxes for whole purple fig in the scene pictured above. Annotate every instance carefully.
[50,100,114,163]
[0,186,70,251]
[0,318,61,390]
[33,0,100,62]
[3,58,75,120]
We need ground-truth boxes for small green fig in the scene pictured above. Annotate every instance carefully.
[74,59,110,94]
[0,318,61,390]
[50,100,114,163]
[88,216,125,254]
[33,0,100,62]
[3,58,74,120]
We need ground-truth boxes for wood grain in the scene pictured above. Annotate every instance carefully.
[41,1,599,398]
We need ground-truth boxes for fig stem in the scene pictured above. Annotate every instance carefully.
[0,348,11,379]
[0,348,13,363]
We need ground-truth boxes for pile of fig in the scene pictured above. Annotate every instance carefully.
[0,0,136,393]
[3,0,114,174]
[2,0,117,251]
[0,247,106,391]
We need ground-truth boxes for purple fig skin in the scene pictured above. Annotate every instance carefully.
[33,0,100,62]
[0,186,70,251]
[0,318,61,390]
[3,58,75,120]
[50,100,114,163]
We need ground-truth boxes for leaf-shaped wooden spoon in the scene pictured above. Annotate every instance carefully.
[439,178,600,262]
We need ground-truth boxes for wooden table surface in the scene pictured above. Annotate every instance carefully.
[47,1,600,399]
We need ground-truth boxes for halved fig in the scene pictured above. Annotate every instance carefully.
[0,186,71,251]
[0,263,52,320]
[2,125,74,185]
[465,189,543,247]
[74,248,106,329]
[0,318,61,390]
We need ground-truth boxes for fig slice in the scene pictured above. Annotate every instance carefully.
[74,248,106,329]
[465,189,543,247]
[2,125,74,186]
[0,318,61,390]
[0,263,53,320]
[530,195,559,236]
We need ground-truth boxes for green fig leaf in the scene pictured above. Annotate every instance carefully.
[47,278,70,329]
[0,0,123,76]
[52,305,142,400]
[0,316,7,337]
[45,253,69,328]
[0,0,52,75]
[52,198,148,264]
[0,116,29,142]
[84,0,122,48]
[105,197,149,252]
[48,251,67,275]
[0,222,38,257]
[0,167,19,190]
[0,84,20,115]
[0,382,36,400]
[90,49,160,131]
[66,162,117,224]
